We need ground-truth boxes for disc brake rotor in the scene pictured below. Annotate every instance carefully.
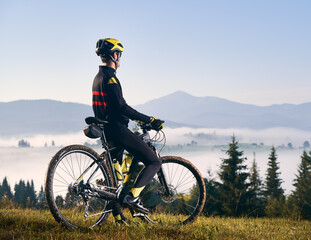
[157,185,177,203]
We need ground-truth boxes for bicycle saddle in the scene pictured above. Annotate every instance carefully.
[85,117,109,125]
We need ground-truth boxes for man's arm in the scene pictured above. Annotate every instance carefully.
[106,77,151,123]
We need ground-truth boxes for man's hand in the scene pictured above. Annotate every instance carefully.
[150,117,164,131]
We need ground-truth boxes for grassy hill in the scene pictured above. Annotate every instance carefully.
[1,208,310,240]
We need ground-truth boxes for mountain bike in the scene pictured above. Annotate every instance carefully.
[45,117,206,228]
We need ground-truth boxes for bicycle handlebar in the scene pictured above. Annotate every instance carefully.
[138,120,165,133]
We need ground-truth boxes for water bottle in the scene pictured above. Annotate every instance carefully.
[113,159,123,182]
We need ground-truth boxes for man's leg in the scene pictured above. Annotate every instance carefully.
[113,128,162,213]
[108,144,129,223]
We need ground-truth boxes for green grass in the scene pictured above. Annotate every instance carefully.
[1,208,311,240]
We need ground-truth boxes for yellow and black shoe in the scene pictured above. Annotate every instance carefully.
[122,193,149,214]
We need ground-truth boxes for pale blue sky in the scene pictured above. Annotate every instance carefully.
[0,0,310,106]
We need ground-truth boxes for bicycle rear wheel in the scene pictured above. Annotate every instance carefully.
[45,145,113,228]
[141,156,206,225]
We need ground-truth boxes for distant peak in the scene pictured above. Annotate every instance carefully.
[172,90,191,95]
[169,91,197,99]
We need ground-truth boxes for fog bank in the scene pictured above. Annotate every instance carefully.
[1,127,310,148]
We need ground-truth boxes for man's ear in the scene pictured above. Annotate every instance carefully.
[112,52,118,61]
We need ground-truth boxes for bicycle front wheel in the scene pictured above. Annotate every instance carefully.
[141,156,206,225]
[45,145,113,229]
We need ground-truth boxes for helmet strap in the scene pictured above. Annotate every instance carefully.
[109,54,119,71]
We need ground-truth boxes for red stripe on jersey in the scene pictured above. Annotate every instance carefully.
[92,91,107,96]
[92,101,107,106]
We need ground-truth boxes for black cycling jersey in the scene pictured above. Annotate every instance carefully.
[92,66,150,126]
[91,65,161,189]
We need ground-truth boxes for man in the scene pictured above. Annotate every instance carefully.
[92,38,163,222]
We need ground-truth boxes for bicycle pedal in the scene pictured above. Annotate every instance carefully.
[132,212,156,224]
[132,212,145,218]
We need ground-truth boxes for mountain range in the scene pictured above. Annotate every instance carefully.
[1,91,310,136]
[135,91,311,130]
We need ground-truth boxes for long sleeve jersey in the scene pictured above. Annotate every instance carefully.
[92,66,150,126]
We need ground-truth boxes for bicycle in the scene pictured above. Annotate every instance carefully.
[45,117,206,228]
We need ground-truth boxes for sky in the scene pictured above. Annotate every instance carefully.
[0,0,311,106]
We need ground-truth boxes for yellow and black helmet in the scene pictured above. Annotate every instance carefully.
[96,38,124,56]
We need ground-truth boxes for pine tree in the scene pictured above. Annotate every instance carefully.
[264,146,284,200]
[292,151,311,219]
[25,180,37,208]
[55,195,64,208]
[202,175,222,216]
[247,155,264,216]
[14,180,26,207]
[0,182,2,198]
[1,177,13,199]
[217,136,250,216]
[249,156,262,195]
[37,186,47,209]
[264,146,285,217]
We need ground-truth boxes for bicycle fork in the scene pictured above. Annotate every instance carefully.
[157,167,172,197]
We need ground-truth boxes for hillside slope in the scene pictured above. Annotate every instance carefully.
[135,91,311,129]
[0,100,92,136]
[1,92,311,136]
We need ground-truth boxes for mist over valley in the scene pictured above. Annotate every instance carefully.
[1,91,311,196]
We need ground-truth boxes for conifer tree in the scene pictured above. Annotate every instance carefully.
[14,180,26,207]
[247,156,264,216]
[217,136,250,216]
[25,180,37,208]
[1,177,13,199]
[55,195,64,208]
[203,176,222,216]
[37,185,47,209]
[264,146,284,200]
[249,157,262,195]
[264,146,285,216]
[292,151,311,219]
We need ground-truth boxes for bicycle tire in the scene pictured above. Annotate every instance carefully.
[45,145,113,229]
[141,156,206,225]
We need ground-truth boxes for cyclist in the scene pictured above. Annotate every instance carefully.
[92,38,163,223]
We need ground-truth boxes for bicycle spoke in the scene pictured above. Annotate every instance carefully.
[53,189,68,194]
[175,166,186,190]
[147,157,205,225]
[175,175,195,189]
[77,153,82,177]
[55,172,71,186]
[53,184,69,188]
[183,201,197,210]
[47,146,112,228]
[53,177,70,186]
[167,162,172,185]
[170,163,179,185]
[58,164,75,180]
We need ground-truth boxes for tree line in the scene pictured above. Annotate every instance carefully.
[0,178,47,209]
[202,136,311,220]
[1,136,311,220]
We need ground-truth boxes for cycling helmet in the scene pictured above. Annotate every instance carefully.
[96,38,124,56]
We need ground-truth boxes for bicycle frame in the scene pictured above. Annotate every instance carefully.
[46,120,206,228]
[72,120,172,208]
[92,125,172,203]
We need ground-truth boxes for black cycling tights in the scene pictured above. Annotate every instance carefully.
[105,126,162,188]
